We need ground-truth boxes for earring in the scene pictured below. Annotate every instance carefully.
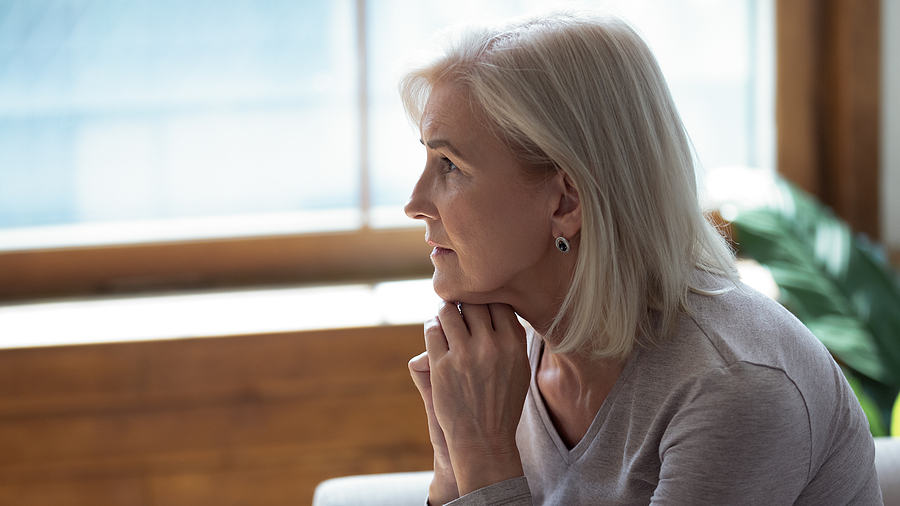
[555,236,570,253]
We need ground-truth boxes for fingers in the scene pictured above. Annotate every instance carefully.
[409,351,430,373]
[458,303,493,333]
[435,301,525,354]
[412,301,529,501]
[408,352,432,400]
[487,303,525,338]
[424,316,449,357]
[437,301,470,347]
[408,351,454,472]
[437,301,499,345]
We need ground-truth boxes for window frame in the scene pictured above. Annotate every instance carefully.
[0,227,433,302]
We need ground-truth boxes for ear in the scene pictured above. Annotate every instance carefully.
[549,169,582,239]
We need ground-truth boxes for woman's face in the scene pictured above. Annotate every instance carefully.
[404,84,559,305]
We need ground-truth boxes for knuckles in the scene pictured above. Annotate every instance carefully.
[424,316,442,333]
[408,351,429,373]
[437,300,458,314]
[424,322,447,351]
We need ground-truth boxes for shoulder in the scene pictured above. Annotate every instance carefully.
[676,271,839,387]
[665,273,854,433]
[660,360,811,448]
[652,361,814,502]
[649,354,878,504]
[636,272,831,392]
[679,273,852,422]
[686,270,825,362]
[637,272,877,500]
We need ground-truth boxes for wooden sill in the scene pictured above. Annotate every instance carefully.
[0,227,434,303]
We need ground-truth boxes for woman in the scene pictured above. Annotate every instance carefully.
[401,12,881,505]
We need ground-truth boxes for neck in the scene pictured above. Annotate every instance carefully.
[494,238,579,336]
[539,340,624,393]
[536,337,626,449]
[506,274,573,340]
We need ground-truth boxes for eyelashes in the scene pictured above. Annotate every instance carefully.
[440,157,459,174]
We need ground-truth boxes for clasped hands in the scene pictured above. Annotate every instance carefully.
[408,301,531,506]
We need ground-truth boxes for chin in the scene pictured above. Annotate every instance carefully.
[431,272,497,305]
[431,275,462,303]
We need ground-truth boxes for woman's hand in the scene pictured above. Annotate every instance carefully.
[420,301,531,498]
[409,349,459,505]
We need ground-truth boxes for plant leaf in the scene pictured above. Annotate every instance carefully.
[893,391,900,437]
[844,367,888,437]
[726,176,900,421]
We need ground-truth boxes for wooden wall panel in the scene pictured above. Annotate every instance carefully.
[776,0,823,196]
[0,325,432,506]
[776,0,881,239]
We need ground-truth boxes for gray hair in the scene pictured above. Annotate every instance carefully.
[401,12,738,360]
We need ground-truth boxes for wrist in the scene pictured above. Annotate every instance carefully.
[428,457,459,506]
[450,445,524,496]
[428,480,459,506]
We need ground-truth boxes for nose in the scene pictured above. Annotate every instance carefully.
[404,168,438,221]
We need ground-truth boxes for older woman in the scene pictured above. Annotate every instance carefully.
[401,12,881,506]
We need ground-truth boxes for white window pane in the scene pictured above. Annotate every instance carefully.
[0,0,359,239]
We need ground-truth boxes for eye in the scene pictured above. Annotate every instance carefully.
[441,157,459,174]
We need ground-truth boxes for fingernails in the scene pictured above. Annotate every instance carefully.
[408,351,430,372]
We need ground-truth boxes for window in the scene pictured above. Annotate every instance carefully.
[0,0,361,248]
[0,0,774,300]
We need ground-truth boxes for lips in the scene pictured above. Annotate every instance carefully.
[427,239,450,250]
[427,239,454,257]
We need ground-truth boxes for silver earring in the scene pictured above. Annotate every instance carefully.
[555,236,570,253]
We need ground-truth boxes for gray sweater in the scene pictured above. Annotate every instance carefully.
[446,273,882,505]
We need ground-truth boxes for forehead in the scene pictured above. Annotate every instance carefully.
[420,84,482,141]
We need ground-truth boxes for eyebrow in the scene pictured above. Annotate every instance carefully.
[420,138,465,161]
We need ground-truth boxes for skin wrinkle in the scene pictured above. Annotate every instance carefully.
[407,82,575,333]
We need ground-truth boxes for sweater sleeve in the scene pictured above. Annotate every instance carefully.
[652,361,812,505]
[445,476,532,506]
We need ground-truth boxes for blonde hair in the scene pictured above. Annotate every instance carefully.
[400,12,738,361]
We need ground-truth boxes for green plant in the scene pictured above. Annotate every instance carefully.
[723,175,900,435]
[893,390,900,437]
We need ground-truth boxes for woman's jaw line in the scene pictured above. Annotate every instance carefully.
[430,277,559,335]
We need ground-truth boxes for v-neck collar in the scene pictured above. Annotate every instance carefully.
[528,332,643,464]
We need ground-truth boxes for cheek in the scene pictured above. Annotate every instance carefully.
[440,192,481,240]
[473,200,548,267]
[442,188,550,265]
[498,195,549,240]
